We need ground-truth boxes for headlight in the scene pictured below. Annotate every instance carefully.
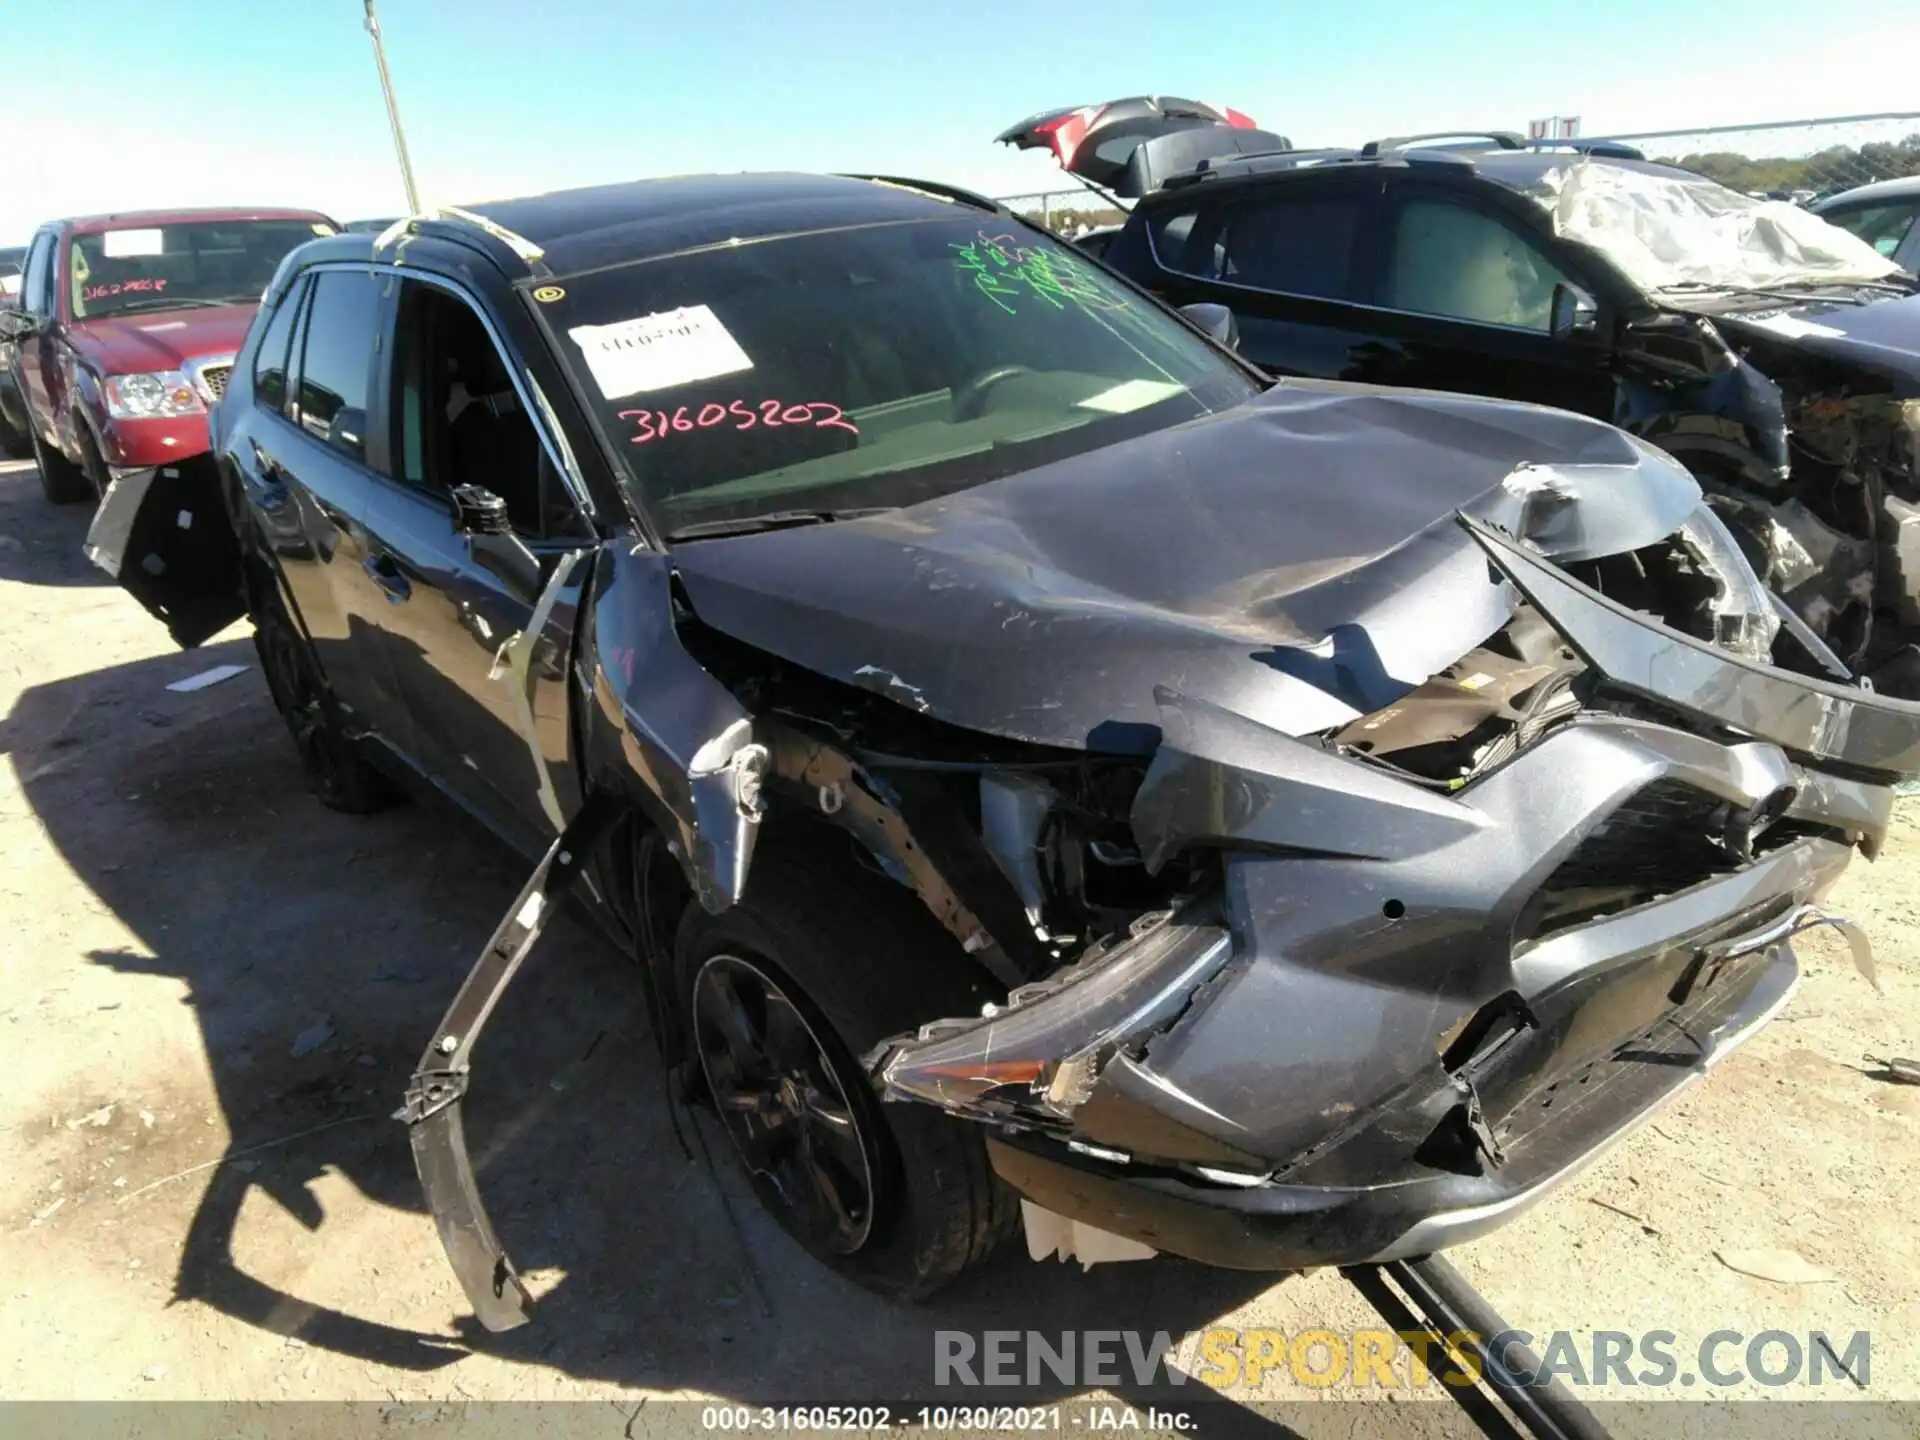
[102,371,205,420]
[1678,502,1781,663]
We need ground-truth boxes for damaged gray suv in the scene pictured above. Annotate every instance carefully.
[89,172,1920,1324]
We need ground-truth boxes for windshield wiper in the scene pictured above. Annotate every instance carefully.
[666,506,894,541]
[1655,278,1913,304]
[99,295,233,314]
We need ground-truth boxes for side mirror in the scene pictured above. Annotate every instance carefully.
[451,483,512,536]
[452,484,542,599]
[1180,301,1240,352]
[1549,283,1600,342]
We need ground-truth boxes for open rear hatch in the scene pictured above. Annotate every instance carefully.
[996,96,1291,198]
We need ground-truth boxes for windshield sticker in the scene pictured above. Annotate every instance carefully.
[951,229,1123,316]
[310,223,336,236]
[102,228,165,258]
[84,277,168,302]
[567,304,753,400]
[617,399,859,445]
[1077,378,1185,414]
[1743,313,1847,341]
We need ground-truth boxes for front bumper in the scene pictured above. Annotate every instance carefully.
[875,518,1918,1271]
[99,413,213,469]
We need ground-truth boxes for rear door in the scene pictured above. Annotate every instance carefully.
[14,231,61,436]
[1351,176,1616,418]
[1132,172,1390,380]
[362,272,597,853]
[246,265,419,753]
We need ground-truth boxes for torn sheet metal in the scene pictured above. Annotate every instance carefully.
[765,726,1031,987]
[402,791,620,1331]
[579,547,764,911]
[83,466,158,579]
[491,548,589,831]
[672,381,1705,751]
[1466,514,1920,775]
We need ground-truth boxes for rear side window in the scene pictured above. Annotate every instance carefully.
[293,269,381,463]
[1150,195,1363,300]
[1822,202,1918,259]
[251,278,306,414]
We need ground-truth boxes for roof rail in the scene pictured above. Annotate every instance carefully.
[841,174,1002,213]
[1525,138,1648,160]
[1161,146,1361,189]
[1360,130,1526,158]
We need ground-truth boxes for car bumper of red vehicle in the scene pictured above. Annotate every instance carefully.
[100,413,212,470]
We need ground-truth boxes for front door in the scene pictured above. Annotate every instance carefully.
[367,275,596,853]
[1348,183,1615,419]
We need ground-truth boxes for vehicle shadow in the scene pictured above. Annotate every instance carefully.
[12,643,1303,1432]
[0,460,114,588]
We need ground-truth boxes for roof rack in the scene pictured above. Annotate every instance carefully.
[1360,130,1526,158]
[1524,138,1647,160]
[1162,146,1361,189]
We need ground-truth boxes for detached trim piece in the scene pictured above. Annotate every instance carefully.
[1464,515,1920,776]
[402,791,620,1332]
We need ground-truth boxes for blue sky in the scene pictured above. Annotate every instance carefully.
[6,0,1918,243]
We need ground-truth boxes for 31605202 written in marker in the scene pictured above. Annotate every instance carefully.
[617,399,859,445]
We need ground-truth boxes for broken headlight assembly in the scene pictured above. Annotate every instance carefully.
[869,900,1232,1125]
[1676,501,1782,664]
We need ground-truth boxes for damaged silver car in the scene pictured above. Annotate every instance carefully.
[87,172,1920,1325]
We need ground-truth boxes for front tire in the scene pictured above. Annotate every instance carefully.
[674,832,1017,1299]
[250,573,400,814]
[29,423,89,504]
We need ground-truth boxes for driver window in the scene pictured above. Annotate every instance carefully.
[392,280,585,538]
[1385,198,1574,331]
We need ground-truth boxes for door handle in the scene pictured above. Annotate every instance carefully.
[364,552,412,604]
[250,440,285,481]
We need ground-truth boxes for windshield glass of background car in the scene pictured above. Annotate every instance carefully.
[68,221,328,319]
[535,214,1260,531]
[1521,160,1901,293]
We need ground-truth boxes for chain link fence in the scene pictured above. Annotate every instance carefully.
[1596,112,1920,202]
[997,111,1920,231]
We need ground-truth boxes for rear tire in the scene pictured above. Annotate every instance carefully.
[249,572,400,814]
[674,830,1017,1299]
[29,423,89,504]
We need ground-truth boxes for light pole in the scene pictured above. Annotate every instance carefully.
[363,0,421,214]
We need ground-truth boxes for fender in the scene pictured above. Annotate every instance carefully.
[574,545,766,914]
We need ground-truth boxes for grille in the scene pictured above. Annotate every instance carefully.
[1544,780,1738,892]
[198,364,233,401]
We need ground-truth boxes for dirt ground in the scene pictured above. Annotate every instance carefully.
[1,455,1917,1437]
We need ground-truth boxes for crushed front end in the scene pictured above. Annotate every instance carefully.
[870,515,1914,1271]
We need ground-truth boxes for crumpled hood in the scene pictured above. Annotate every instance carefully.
[1713,292,1920,396]
[671,381,1700,751]
[68,303,258,375]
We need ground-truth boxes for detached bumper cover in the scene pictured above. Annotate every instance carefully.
[876,518,1920,1269]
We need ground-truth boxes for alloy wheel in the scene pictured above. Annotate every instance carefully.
[690,953,877,1255]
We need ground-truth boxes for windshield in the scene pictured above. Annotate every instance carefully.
[1519,160,1902,294]
[536,212,1259,532]
[68,219,329,320]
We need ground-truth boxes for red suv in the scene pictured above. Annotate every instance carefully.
[2,208,336,503]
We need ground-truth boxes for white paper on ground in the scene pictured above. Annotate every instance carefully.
[103,229,165,258]
[567,304,753,400]
[166,664,249,693]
